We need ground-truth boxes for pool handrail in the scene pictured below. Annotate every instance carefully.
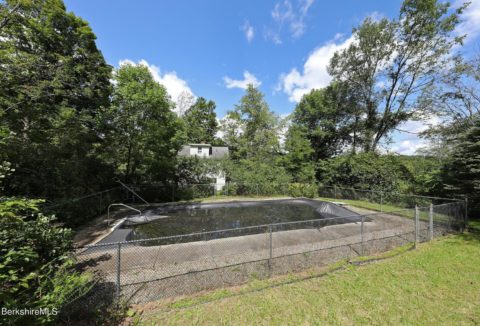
[107,203,142,226]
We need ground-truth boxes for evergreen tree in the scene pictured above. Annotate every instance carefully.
[224,85,281,161]
[183,97,218,144]
[442,117,480,213]
[283,125,316,182]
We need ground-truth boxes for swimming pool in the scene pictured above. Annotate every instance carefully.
[117,199,362,245]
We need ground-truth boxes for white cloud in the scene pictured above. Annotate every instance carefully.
[269,0,315,41]
[223,71,261,89]
[242,20,255,42]
[278,34,355,102]
[389,139,428,155]
[397,116,440,134]
[118,59,195,114]
[385,116,440,155]
[455,0,480,43]
[264,29,283,45]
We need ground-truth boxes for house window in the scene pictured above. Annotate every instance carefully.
[197,147,202,154]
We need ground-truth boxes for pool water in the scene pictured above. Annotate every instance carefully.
[124,199,361,243]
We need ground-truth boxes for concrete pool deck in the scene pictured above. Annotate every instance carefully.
[76,205,441,302]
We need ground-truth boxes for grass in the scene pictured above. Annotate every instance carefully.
[318,196,404,213]
[131,230,480,325]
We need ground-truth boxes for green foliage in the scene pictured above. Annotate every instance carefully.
[317,153,413,193]
[0,0,114,199]
[175,156,225,185]
[102,63,185,183]
[397,155,443,195]
[286,183,317,198]
[282,125,316,183]
[290,83,356,160]
[442,117,480,213]
[225,159,291,189]
[183,97,218,144]
[222,85,281,161]
[328,0,465,152]
[0,198,92,325]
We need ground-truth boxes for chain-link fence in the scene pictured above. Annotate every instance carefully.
[74,200,465,304]
[42,187,126,227]
[44,182,467,228]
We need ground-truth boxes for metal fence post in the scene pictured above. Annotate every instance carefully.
[116,243,121,297]
[268,225,273,270]
[171,184,175,202]
[334,185,337,199]
[256,184,259,197]
[361,215,365,256]
[380,193,383,212]
[414,205,419,249]
[429,203,434,241]
[465,197,469,232]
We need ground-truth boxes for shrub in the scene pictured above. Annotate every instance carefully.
[287,183,317,198]
[0,198,93,325]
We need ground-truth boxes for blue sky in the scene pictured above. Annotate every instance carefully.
[64,0,480,155]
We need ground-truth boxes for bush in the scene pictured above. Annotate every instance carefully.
[287,183,317,198]
[316,153,413,193]
[225,159,292,189]
[0,198,94,325]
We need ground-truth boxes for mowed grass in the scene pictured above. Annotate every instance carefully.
[317,196,405,213]
[133,230,480,325]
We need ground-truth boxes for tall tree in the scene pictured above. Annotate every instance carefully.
[183,97,218,144]
[441,116,480,213]
[328,0,467,152]
[421,53,480,139]
[0,0,113,198]
[222,85,281,161]
[282,124,316,182]
[103,64,185,183]
[289,82,357,161]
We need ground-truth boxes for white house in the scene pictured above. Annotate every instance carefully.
[178,144,229,191]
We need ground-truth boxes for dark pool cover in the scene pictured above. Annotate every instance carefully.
[105,199,363,245]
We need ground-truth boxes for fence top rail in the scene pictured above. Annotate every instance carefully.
[44,186,122,208]
[76,206,423,250]
[318,185,463,202]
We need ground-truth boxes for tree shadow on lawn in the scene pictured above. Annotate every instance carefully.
[460,220,480,243]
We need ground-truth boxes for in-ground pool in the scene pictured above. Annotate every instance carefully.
[117,199,362,245]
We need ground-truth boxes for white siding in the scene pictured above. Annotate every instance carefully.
[189,146,210,157]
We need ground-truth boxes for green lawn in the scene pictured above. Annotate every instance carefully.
[132,230,480,325]
[317,196,405,212]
